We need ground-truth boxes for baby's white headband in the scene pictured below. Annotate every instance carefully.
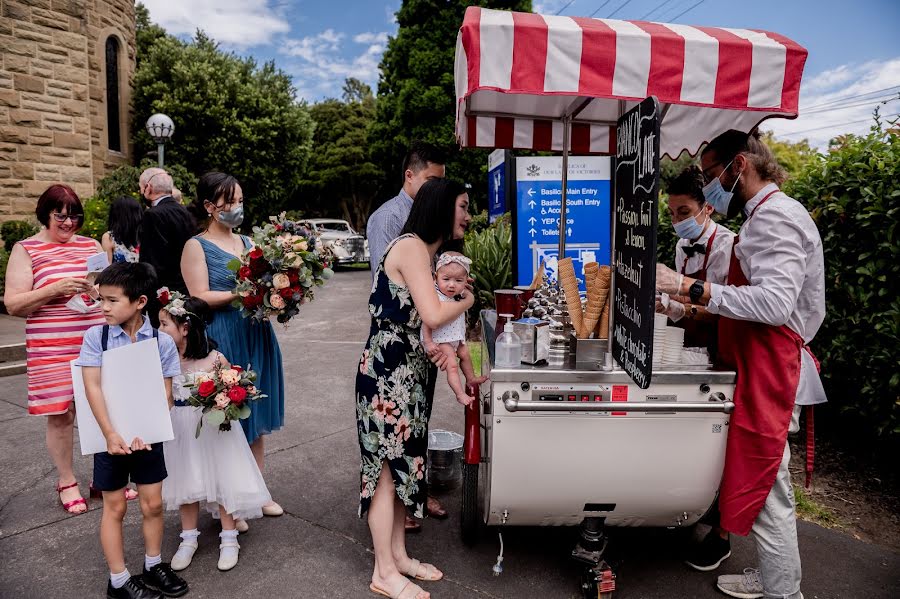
[435,253,471,274]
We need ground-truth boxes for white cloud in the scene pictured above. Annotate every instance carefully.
[354,32,389,45]
[533,0,570,15]
[141,0,290,48]
[281,29,389,101]
[765,57,900,149]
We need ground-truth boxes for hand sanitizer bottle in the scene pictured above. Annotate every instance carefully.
[495,315,521,368]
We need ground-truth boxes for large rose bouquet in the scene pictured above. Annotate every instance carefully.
[186,361,266,437]
[227,213,333,324]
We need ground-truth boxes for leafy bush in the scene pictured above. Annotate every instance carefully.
[80,196,111,241]
[1,220,39,252]
[785,122,899,442]
[464,220,512,324]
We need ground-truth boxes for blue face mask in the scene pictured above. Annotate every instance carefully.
[672,207,708,240]
[702,159,742,215]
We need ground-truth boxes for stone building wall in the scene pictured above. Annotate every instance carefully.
[0,0,135,222]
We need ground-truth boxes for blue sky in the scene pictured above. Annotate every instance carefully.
[141,0,900,147]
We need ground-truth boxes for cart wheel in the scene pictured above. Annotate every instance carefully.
[460,461,481,545]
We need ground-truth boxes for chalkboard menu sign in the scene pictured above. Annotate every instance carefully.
[613,97,660,389]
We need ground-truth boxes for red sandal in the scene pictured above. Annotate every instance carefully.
[56,481,87,515]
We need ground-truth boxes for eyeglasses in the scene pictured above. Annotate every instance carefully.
[701,162,722,185]
[51,212,83,223]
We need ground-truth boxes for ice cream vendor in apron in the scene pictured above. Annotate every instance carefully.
[656,165,735,359]
[655,130,827,599]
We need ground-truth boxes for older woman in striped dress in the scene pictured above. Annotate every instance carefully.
[3,185,108,514]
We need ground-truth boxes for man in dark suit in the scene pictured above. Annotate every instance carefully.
[138,168,195,324]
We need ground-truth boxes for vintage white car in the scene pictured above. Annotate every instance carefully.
[298,218,369,265]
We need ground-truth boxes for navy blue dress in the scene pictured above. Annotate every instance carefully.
[195,235,285,444]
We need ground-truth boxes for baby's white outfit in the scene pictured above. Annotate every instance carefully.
[425,286,466,350]
[163,362,271,520]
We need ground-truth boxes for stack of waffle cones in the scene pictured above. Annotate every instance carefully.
[580,263,610,338]
[557,257,585,338]
[529,261,545,290]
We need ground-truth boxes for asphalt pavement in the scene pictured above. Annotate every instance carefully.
[0,269,897,598]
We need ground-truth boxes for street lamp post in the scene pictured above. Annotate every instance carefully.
[145,113,175,167]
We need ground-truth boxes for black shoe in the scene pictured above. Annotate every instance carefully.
[107,576,163,599]
[684,531,732,572]
[142,563,189,597]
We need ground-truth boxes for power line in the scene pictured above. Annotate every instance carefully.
[801,85,900,112]
[656,0,695,21]
[780,113,899,137]
[607,0,636,18]
[803,95,899,116]
[589,0,615,17]
[669,0,706,21]
[641,0,677,20]
[555,0,577,15]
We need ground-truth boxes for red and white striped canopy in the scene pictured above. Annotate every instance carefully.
[455,7,807,158]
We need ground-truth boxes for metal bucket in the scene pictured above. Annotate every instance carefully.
[426,430,464,491]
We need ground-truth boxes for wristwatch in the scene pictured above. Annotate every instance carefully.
[689,279,705,304]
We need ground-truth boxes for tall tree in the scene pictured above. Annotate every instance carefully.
[299,79,382,231]
[131,23,314,222]
[370,0,532,213]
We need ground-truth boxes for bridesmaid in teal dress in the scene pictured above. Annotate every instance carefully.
[182,172,284,518]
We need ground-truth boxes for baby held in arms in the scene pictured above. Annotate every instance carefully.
[421,252,488,406]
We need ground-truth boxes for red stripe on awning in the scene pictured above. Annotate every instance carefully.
[533,120,553,150]
[571,123,591,153]
[462,6,482,95]
[495,117,515,148]
[696,26,752,108]
[511,12,548,91]
[467,115,478,147]
[571,16,616,97]
[634,21,685,101]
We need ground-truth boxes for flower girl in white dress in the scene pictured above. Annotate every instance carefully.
[158,293,271,572]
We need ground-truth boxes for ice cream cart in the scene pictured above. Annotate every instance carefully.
[453,7,807,597]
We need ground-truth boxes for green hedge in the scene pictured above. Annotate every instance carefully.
[785,125,900,442]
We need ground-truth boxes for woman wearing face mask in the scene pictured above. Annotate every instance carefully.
[658,166,735,353]
[182,172,285,527]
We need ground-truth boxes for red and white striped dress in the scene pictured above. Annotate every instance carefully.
[21,236,106,416]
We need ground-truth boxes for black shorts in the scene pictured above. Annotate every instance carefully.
[92,443,167,491]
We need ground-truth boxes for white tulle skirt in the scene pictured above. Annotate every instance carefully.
[163,406,271,520]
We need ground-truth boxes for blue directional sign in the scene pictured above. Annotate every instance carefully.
[487,149,508,223]
[515,156,611,290]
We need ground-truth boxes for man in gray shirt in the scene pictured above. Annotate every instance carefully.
[367,141,447,273]
[365,141,447,531]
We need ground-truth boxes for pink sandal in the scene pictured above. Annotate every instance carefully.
[89,482,139,501]
[56,481,87,515]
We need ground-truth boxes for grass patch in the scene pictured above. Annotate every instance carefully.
[468,340,483,376]
[793,485,839,527]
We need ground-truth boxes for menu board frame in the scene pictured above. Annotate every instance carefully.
[613,97,661,389]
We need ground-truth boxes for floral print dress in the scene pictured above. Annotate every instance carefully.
[356,234,437,519]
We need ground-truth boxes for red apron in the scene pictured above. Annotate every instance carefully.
[678,227,718,350]
[716,190,804,536]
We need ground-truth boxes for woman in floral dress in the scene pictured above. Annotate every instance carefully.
[356,179,473,599]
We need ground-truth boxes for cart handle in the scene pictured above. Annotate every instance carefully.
[502,398,735,414]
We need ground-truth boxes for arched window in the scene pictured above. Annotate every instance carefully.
[105,36,121,152]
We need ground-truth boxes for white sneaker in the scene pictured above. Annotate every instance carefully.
[218,535,240,571]
[716,568,764,599]
[171,539,199,571]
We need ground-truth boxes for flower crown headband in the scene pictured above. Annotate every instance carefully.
[156,287,199,320]
[435,253,471,274]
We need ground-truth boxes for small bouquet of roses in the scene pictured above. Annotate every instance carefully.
[186,361,266,437]
[227,212,333,324]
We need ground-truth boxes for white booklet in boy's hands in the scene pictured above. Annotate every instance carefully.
[72,337,174,455]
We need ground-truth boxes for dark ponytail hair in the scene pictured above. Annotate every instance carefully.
[167,297,219,360]
[108,196,143,249]
[189,172,240,231]
[400,178,466,244]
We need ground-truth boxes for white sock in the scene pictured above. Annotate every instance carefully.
[180,528,200,543]
[110,569,130,589]
[219,529,239,542]
[145,554,162,569]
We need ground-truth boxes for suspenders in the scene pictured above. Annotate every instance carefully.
[100,324,159,352]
